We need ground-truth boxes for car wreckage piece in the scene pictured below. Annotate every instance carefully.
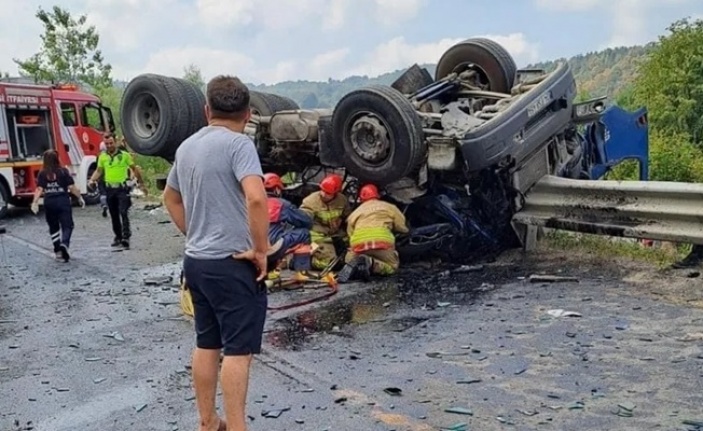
[120,37,649,263]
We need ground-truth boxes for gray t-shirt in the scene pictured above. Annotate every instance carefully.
[166,126,264,259]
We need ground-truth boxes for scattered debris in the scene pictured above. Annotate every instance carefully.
[445,407,473,416]
[456,378,482,385]
[384,387,402,396]
[144,275,173,286]
[135,403,148,413]
[677,333,703,342]
[262,406,291,418]
[103,332,125,342]
[613,402,636,417]
[529,274,579,283]
[440,423,468,431]
[547,309,582,318]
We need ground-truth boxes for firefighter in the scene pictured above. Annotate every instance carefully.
[300,173,351,270]
[30,149,85,262]
[337,184,409,283]
[88,133,146,249]
[264,173,313,268]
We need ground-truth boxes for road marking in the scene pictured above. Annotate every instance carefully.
[3,233,56,259]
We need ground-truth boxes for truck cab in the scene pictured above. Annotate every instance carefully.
[0,81,115,218]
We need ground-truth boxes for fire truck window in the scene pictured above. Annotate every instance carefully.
[61,103,77,127]
[81,104,105,131]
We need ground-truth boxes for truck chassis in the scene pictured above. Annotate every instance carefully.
[120,37,649,262]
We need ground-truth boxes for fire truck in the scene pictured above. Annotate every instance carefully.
[0,81,115,218]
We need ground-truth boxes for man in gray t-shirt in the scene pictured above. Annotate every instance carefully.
[163,75,269,431]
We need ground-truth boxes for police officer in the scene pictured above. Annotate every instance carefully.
[88,133,146,249]
[31,149,85,262]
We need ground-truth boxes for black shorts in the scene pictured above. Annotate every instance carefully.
[183,256,268,355]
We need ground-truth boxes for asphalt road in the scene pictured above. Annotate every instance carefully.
[1,202,703,431]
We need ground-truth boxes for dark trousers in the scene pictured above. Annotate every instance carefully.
[268,227,311,266]
[44,196,74,252]
[106,187,132,240]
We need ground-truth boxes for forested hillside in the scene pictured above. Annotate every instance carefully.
[250,45,652,108]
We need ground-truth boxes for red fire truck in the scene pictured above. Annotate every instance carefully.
[0,81,115,218]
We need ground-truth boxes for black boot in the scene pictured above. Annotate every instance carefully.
[337,255,371,283]
[672,245,703,269]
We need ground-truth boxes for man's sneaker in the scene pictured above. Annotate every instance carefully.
[121,239,130,249]
[59,244,70,262]
[102,206,108,218]
[111,238,122,247]
[54,251,63,260]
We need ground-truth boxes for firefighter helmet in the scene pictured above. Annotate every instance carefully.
[320,174,343,195]
[263,173,284,191]
[359,184,380,202]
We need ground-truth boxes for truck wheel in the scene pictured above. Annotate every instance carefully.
[435,38,517,94]
[120,74,193,159]
[331,85,425,185]
[249,91,299,116]
[0,181,9,220]
[168,78,208,160]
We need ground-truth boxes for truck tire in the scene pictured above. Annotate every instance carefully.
[249,91,299,116]
[120,74,192,159]
[435,38,517,94]
[167,78,208,160]
[0,181,8,219]
[331,85,425,185]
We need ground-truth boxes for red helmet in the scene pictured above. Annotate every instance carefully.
[263,173,284,191]
[359,184,380,202]
[320,174,343,195]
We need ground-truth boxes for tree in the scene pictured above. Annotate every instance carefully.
[631,18,703,144]
[183,64,205,89]
[13,6,112,90]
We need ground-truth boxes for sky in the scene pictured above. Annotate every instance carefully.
[0,0,701,85]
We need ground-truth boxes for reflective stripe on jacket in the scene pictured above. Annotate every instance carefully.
[346,199,409,253]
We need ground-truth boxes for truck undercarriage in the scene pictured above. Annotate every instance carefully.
[120,37,649,263]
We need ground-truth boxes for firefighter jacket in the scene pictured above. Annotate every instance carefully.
[267,197,313,243]
[346,199,409,253]
[299,191,351,242]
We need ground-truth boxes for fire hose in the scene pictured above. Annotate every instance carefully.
[178,253,344,317]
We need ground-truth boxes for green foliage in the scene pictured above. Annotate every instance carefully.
[250,47,649,108]
[608,130,703,182]
[183,64,205,89]
[14,6,112,90]
[134,154,171,195]
[544,230,682,268]
[631,18,703,144]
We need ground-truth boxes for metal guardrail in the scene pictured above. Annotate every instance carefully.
[512,175,703,245]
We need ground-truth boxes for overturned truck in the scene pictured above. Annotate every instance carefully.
[120,38,649,262]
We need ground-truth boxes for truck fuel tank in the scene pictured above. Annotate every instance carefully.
[269,109,332,142]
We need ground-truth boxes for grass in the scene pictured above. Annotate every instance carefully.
[543,230,688,269]
[134,155,171,198]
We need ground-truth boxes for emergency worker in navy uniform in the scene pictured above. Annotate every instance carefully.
[31,149,85,262]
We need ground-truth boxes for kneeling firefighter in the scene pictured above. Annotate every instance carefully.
[300,173,351,270]
[337,184,409,283]
[264,173,314,269]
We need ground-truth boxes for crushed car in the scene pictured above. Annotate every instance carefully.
[119,37,649,264]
